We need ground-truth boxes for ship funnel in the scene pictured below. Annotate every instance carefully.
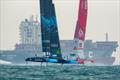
[105,33,108,41]
[30,15,34,22]
[35,15,38,22]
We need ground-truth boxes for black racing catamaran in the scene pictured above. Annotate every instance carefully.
[25,0,91,65]
[25,0,68,64]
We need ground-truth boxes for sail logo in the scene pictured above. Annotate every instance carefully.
[78,28,84,39]
[41,16,57,31]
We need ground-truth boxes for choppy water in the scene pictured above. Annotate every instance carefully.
[0,64,120,80]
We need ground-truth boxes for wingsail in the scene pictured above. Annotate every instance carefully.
[74,0,88,40]
[73,0,94,64]
[73,0,88,60]
[40,0,62,58]
[25,0,64,64]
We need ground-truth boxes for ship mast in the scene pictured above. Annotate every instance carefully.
[105,33,108,42]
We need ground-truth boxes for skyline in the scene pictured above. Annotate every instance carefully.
[0,0,120,64]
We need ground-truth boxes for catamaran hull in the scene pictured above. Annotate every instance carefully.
[25,57,47,62]
[0,50,115,65]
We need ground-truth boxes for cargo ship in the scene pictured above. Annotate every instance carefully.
[0,39,118,65]
[0,18,118,65]
[0,0,118,65]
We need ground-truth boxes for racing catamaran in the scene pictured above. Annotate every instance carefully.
[71,0,94,64]
[25,0,68,64]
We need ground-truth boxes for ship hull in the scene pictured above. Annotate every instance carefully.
[93,57,115,66]
[0,39,118,65]
[0,51,115,65]
[0,51,42,64]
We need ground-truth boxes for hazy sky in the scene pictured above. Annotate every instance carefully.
[0,0,120,63]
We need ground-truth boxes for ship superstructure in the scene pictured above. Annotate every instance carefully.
[20,16,41,45]
[15,16,42,53]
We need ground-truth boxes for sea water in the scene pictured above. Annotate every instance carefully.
[0,64,120,80]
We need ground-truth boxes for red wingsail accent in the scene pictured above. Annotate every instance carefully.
[74,0,88,41]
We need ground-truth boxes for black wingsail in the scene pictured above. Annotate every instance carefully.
[25,0,62,63]
[40,0,62,58]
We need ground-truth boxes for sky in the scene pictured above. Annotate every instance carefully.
[0,0,120,64]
